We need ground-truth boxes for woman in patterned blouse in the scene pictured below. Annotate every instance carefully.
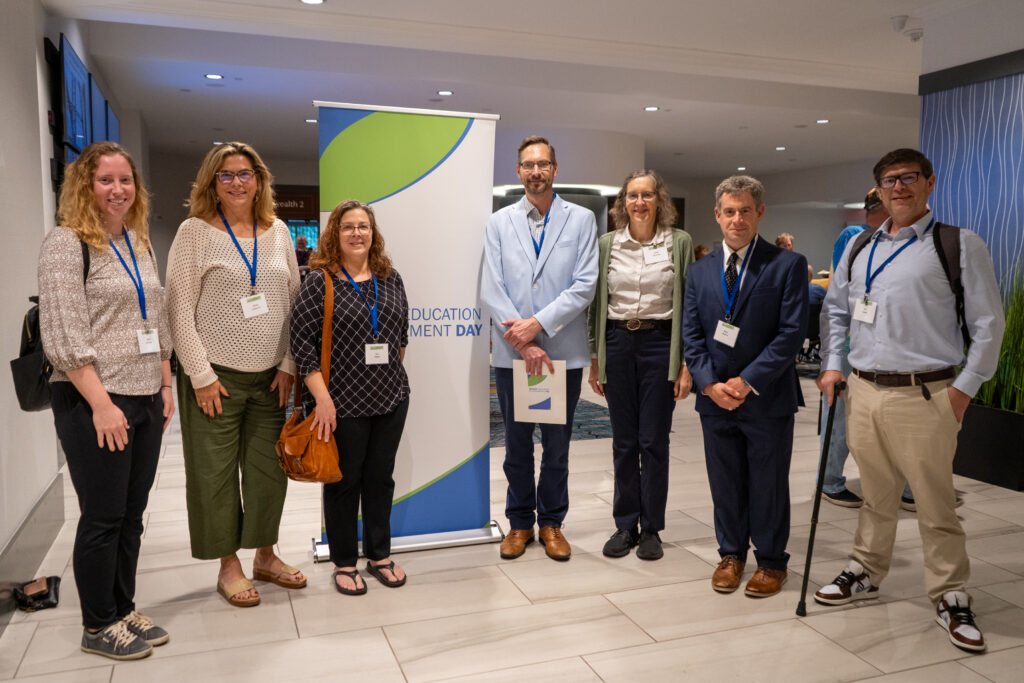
[165,142,305,608]
[38,142,173,660]
[290,199,411,595]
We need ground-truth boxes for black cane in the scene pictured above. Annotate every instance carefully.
[796,381,846,617]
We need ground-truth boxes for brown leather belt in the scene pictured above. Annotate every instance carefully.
[852,367,955,387]
[610,318,672,332]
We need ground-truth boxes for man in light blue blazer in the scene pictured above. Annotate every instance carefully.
[481,136,598,562]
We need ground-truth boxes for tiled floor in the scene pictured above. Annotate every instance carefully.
[3,378,1023,682]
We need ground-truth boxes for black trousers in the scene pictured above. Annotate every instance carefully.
[323,398,410,566]
[51,382,163,630]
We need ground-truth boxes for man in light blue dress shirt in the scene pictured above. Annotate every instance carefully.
[815,148,1005,653]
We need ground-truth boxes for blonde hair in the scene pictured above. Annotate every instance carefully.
[310,200,393,279]
[187,141,277,228]
[57,141,150,249]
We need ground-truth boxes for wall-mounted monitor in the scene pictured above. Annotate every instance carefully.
[60,34,90,151]
[90,75,106,144]
[106,102,119,143]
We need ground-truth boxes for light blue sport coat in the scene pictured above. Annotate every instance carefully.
[480,195,599,369]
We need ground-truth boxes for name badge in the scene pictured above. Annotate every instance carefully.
[853,298,877,324]
[240,292,269,318]
[137,329,160,354]
[644,243,669,265]
[714,320,739,347]
[365,343,389,365]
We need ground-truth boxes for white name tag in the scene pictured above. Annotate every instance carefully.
[137,329,160,354]
[365,343,389,365]
[240,292,269,318]
[644,244,669,265]
[853,299,877,324]
[714,320,739,347]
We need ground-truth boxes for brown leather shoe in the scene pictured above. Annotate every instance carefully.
[744,567,787,597]
[538,525,571,561]
[499,528,534,559]
[711,555,746,593]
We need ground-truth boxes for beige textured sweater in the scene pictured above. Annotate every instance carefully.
[165,217,299,388]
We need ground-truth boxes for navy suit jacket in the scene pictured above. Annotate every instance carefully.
[683,236,808,418]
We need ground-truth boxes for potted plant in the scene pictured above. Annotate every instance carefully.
[953,268,1024,490]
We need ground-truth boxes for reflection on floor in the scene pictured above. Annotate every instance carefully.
[2,377,1023,682]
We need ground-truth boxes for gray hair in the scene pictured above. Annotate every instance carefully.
[715,175,764,208]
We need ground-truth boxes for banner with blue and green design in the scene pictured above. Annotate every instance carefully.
[316,102,497,538]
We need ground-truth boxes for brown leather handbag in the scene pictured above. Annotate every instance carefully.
[276,269,342,483]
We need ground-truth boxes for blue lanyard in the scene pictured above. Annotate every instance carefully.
[719,240,754,322]
[865,219,933,296]
[531,192,557,257]
[218,208,258,291]
[109,228,147,320]
[341,268,379,337]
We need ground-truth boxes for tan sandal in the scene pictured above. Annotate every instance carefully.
[252,563,307,589]
[217,577,260,607]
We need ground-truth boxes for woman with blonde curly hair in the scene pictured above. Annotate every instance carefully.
[290,199,410,595]
[165,142,305,607]
[39,141,174,660]
[587,170,694,561]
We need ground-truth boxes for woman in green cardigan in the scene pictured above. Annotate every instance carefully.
[587,170,694,560]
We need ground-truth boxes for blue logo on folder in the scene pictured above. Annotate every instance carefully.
[529,397,552,410]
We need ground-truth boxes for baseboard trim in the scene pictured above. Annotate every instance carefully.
[0,474,65,635]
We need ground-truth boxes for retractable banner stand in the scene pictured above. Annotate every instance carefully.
[312,102,500,560]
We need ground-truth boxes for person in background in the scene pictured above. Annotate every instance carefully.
[808,265,827,305]
[295,234,310,267]
[291,200,411,595]
[694,244,710,260]
[587,170,694,561]
[775,233,794,251]
[39,141,174,660]
[166,141,305,608]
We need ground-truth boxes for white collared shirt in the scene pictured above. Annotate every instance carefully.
[607,224,674,320]
[722,234,757,295]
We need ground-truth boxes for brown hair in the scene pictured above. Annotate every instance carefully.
[610,170,677,231]
[873,148,933,185]
[57,141,150,249]
[517,136,557,165]
[715,175,765,209]
[310,200,393,278]
[187,141,277,227]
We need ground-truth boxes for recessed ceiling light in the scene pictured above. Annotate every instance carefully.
[300,0,324,5]
[204,73,223,80]
[213,141,223,145]
[305,119,317,124]
[817,119,829,124]
[437,90,453,96]
[775,146,786,151]
[644,106,659,112]
[737,166,746,171]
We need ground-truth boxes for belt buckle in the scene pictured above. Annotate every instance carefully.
[626,319,641,331]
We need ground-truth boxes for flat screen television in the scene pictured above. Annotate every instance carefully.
[90,75,106,144]
[60,34,90,151]
[106,102,119,143]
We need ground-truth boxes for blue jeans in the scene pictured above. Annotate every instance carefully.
[495,367,583,529]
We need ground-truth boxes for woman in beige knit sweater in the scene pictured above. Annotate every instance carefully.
[165,142,305,607]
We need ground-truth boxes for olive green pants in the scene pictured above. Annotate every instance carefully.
[178,365,287,560]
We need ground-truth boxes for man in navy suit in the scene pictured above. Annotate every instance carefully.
[683,175,808,597]
[481,136,598,562]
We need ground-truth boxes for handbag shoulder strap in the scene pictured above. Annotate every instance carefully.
[292,268,335,408]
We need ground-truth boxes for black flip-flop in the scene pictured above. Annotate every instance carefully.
[332,568,367,595]
[366,560,406,588]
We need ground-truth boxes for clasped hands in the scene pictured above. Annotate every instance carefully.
[503,317,554,377]
[704,376,751,411]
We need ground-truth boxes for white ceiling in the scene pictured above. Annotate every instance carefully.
[41,0,982,179]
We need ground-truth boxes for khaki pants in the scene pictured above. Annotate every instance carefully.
[846,372,967,603]
[178,365,287,560]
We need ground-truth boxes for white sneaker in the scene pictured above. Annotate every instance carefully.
[936,591,985,652]
[814,560,880,606]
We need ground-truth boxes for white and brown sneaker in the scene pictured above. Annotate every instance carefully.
[814,560,879,606]
[936,591,985,652]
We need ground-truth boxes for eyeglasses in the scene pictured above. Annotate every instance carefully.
[626,191,656,202]
[339,224,371,235]
[518,160,554,171]
[216,169,256,184]
[878,171,922,189]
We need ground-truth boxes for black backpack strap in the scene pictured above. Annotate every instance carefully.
[845,229,874,278]
[80,239,90,284]
[933,222,970,349]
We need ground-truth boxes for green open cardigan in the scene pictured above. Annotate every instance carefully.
[586,227,695,384]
